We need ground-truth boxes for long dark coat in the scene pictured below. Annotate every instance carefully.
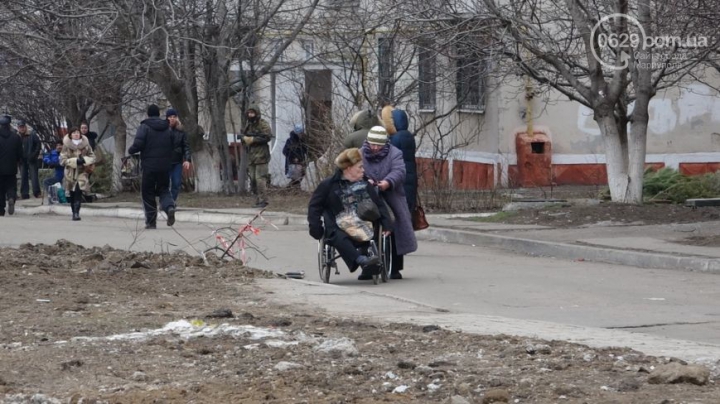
[389,109,418,211]
[361,142,417,256]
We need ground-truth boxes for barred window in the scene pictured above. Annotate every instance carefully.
[455,44,486,111]
[378,37,395,105]
[418,43,436,110]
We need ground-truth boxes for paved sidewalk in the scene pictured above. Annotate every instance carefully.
[10,198,720,273]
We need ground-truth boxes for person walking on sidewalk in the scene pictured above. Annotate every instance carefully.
[362,126,417,279]
[0,115,22,216]
[128,104,176,229]
[18,120,42,199]
[166,108,191,202]
[241,103,273,208]
[282,124,308,188]
[60,128,96,221]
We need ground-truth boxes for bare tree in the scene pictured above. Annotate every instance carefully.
[472,0,719,203]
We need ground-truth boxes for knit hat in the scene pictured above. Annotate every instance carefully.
[294,124,304,134]
[147,104,160,117]
[367,126,388,145]
[335,148,362,170]
[17,119,26,126]
[166,108,178,117]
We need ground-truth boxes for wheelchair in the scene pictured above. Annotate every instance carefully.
[317,222,392,285]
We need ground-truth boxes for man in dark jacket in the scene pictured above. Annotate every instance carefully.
[128,104,176,229]
[166,108,191,202]
[241,104,273,208]
[0,115,22,216]
[17,120,41,199]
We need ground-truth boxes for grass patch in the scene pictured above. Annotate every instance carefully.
[467,211,517,222]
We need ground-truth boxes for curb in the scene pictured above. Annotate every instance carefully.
[418,227,720,273]
[13,205,309,226]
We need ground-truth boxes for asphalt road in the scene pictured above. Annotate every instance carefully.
[3,214,720,346]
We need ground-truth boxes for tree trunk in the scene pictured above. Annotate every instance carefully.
[626,0,654,205]
[107,103,127,194]
[597,115,631,202]
[193,144,223,192]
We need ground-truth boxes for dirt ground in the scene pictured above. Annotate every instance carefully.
[1,241,719,403]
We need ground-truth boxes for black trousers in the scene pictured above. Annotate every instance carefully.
[390,233,404,272]
[325,228,368,271]
[141,170,174,225]
[0,175,16,214]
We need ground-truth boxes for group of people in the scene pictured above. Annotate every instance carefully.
[128,105,192,229]
[307,105,419,281]
[0,117,43,217]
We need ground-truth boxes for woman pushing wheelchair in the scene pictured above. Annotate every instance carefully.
[307,147,394,280]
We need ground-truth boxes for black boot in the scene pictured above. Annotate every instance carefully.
[71,191,82,221]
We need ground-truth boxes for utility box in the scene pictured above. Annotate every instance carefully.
[515,132,552,187]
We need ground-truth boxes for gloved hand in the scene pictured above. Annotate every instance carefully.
[242,136,254,145]
[309,225,324,240]
[77,156,85,166]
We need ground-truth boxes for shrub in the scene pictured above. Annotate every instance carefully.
[644,168,720,203]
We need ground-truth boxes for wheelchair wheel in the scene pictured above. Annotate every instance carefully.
[317,238,331,283]
[377,228,393,283]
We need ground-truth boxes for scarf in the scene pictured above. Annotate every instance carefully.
[362,141,390,163]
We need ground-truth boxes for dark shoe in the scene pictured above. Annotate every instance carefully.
[253,201,269,209]
[166,206,176,226]
[34,194,41,198]
[145,223,157,229]
[7,199,14,215]
[72,211,81,221]
[0,211,4,216]
[390,271,403,280]
[356,255,379,268]
[357,271,374,281]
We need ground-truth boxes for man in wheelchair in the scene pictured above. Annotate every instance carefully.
[308,148,394,280]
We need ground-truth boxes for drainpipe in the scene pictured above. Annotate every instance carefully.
[525,75,534,137]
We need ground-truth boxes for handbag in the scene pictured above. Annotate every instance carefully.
[412,194,429,231]
[357,198,380,221]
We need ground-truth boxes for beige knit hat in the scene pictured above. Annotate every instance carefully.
[367,126,388,145]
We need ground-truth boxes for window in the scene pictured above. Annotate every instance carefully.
[325,0,360,11]
[456,43,486,111]
[301,40,314,60]
[417,43,436,110]
[378,37,395,105]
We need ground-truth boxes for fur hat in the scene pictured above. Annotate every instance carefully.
[367,126,389,145]
[335,148,362,170]
[381,105,397,135]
